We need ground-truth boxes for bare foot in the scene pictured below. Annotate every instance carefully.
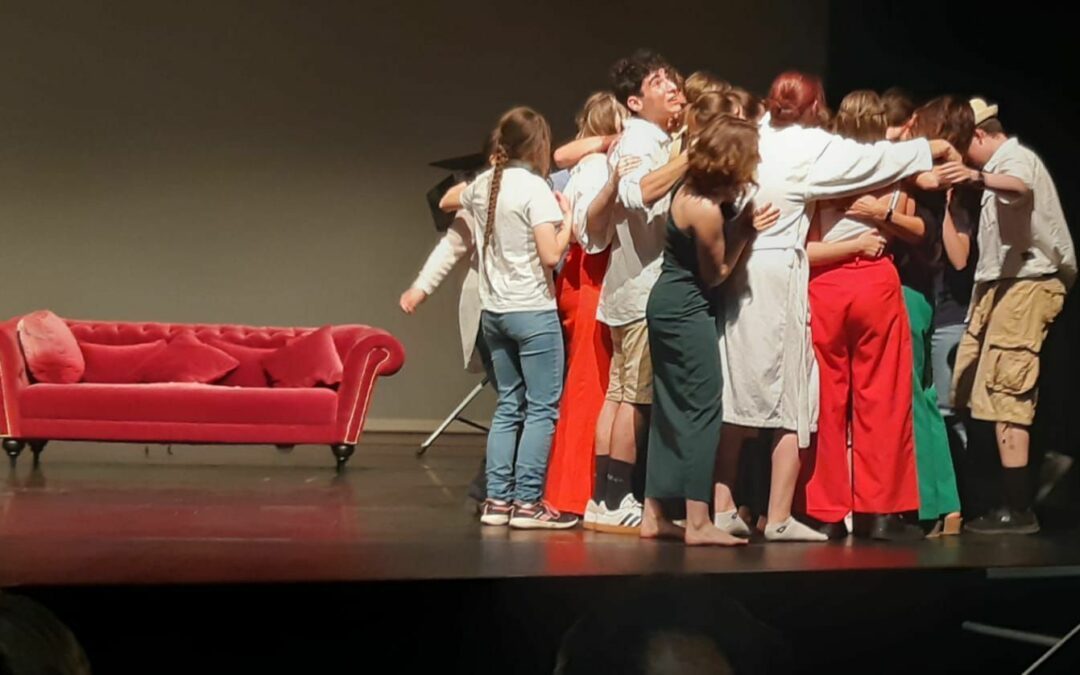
[641,514,685,540]
[685,523,749,546]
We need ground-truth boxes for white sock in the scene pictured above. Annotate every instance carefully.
[714,509,751,536]
[765,516,828,542]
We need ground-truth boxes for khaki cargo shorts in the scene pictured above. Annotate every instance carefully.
[606,319,653,405]
[951,276,1066,425]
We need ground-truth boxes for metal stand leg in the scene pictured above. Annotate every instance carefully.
[961,622,1061,647]
[960,619,1080,674]
[1023,621,1080,674]
[418,377,489,457]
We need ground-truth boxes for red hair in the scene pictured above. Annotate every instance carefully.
[765,71,826,128]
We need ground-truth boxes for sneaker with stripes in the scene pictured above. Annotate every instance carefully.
[583,499,601,531]
[509,501,579,530]
[594,494,643,534]
[479,498,512,526]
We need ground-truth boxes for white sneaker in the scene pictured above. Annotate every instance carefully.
[764,516,828,542]
[583,499,600,531]
[714,509,752,537]
[593,494,643,535]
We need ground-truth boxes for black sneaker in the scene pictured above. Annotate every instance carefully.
[479,499,512,526]
[852,513,924,542]
[964,507,1040,535]
[509,501,579,530]
[802,514,849,540]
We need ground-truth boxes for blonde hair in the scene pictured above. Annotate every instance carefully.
[484,106,552,252]
[575,91,628,139]
[831,90,887,143]
[684,71,730,105]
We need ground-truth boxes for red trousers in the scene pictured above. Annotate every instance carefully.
[803,257,919,522]
[543,243,612,515]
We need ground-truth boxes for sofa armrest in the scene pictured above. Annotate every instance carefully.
[0,318,30,437]
[334,327,406,445]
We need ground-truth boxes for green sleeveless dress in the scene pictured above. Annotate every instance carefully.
[645,206,724,503]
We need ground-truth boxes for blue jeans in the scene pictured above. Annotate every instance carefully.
[481,309,564,504]
[932,322,967,445]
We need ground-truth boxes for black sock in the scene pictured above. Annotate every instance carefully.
[605,459,634,509]
[593,456,610,502]
[1003,466,1032,512]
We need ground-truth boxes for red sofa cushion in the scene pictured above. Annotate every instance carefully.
[81,340,167,383]
[263,326,344,388]
[206,340,274,387]
[20,383,338,425]
[139,331,239,384]
[16,310,86,384]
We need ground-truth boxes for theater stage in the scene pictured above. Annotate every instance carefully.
[2,433,1079,674]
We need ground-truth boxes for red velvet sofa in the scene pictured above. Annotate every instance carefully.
[0,313,405,471]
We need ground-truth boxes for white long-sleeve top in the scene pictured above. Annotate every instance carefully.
[410,211,484,372]
[752,115,934,251]
[719,118,935,447]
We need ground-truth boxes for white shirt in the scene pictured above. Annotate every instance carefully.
[410,211,485,372]
[459,164,565,313]
[564,153,611,251]
[819,208,875,243]
[753,116,934,251]
[975,137,1077,288]
[596,116,672,326]
[819,189,899,243]
[412,214,472,297]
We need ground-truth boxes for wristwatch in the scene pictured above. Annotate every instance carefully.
[884,189,901,224]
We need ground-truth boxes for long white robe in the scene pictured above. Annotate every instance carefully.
[719,118,934,447]
[411,211,484,373]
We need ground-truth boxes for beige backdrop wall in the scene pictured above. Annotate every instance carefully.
[0,1,827,432]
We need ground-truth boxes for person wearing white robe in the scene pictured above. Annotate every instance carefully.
[401,210,486,374]
[713,72,960,542]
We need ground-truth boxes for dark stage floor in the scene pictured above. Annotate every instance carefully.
[3,434,1080,674]
[2,433,1079,587]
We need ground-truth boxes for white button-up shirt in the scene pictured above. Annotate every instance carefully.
[595,116,672,327]
[975,137,1077,288]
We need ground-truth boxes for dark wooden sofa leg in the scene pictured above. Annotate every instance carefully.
[331,444,355,473]
[29,441,47,468]
[3,439,26,468]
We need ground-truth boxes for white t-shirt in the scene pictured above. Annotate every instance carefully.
[975,137,1077,288]
[596,116,672,326]
[460,163,565,313]
[819,190,899,243]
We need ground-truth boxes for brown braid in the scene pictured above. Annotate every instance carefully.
[478,106,552,253]
[484,147,509,252]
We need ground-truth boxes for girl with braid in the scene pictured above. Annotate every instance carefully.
[440,107,578,529]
